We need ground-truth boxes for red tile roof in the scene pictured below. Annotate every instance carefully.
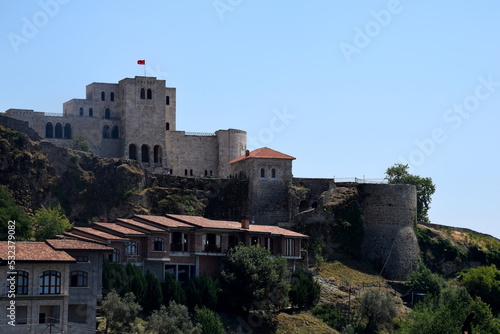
[166,214,308,237]
[93,222,148,236]
[228,147,296,164]
[134,214,193,228]
[71,227,129,241]
[167,214,241,230]
[116,218,165,232]
[46,239,113,251]
[0,242,75,262]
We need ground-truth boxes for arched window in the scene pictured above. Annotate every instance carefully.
[13,270,29,295]
[101,91,105,101]
[55,123,63,138]
[205,170,208,176]
[64,123,72,139]
[79,107,83,116]
[89,108,93,117]
[147,88,152,99]
[140,88,145,100]
[111,125,119,139]
[190,169,193,176]
[153,145,162,164]
[153,238,165,251]
[165,122,170,131]
[129,144,137,160]
[40,270,61,294]
[166,96,170,105]
[271,168,277,179]
[102,125,110,138]
[184,169,188,176]
[125,241,137,255]
[260,168,266,179]
[110,92,115,101]
[69,271,88,287]
[45,122,53,138]
[141,144,150,163]
[104,108,111,119]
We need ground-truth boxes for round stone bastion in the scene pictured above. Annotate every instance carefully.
[359,183,419,280]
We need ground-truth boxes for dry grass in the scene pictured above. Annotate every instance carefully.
[275,311,339,334]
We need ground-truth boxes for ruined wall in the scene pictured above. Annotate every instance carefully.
[358,183,419,280]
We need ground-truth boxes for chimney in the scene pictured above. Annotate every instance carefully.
[100,218,108,223]
[240,216,250,229]
[245,150,250,157]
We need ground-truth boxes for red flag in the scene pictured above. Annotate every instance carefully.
[137,60,145,65]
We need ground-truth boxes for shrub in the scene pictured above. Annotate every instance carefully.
[289,268,320,309]
[184,275,219,311]
[192,306,225,334]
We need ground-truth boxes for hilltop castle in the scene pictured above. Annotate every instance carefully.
[5,76,247,178]
[3,76,420,280]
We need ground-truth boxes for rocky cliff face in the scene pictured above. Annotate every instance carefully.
[0,117,247,225]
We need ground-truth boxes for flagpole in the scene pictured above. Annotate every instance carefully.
[144,60,146,77]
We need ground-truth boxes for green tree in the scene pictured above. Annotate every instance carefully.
[385,163,436,222]
[397,287,500,334]
[357,289,397,334]
[163,272,186,306]
[0,185,32,240]
[145,301,202,334]
[220,244,290,313]
[193,306,225,334]
[102,259,129,296]
[125,262,147,306]
[408,265,446,296]
[289,268,321,309]
[32,204,72,241]
[72,135,90,152]
[144,270,163,313]
[461,264,500,311]
[101,290,142,333]
[184,275,219,311]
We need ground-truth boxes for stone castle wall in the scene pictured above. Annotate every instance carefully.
[3,76,244,178]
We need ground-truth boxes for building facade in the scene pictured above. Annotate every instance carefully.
[4,76,247,178]
[63,214,308,282]
[0,241,111,334]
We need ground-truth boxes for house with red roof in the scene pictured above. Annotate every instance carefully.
[0,240,111,333]
[64,214,308,282]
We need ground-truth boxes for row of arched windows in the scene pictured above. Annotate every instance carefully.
[129,144,163,164]
[79,107,93,117]
[101,91,115,102]
[182,169,214,177]
[46,122,71,139]
[103,125,119,139]
[260,168,277,180]
[78,107,112,119]
[10,270,89,295]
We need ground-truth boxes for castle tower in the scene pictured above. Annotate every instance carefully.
[229,147,295,225]
[119,76,175,170]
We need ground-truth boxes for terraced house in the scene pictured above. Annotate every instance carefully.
[62,214,309,282]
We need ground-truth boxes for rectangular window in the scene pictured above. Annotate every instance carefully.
[165,264,195,283]
[74,256,89,262]
[202,233,222,253]
[285,238,295,256]
[5,306,27,325]
[39,305,60,324]
[170,232,188,252]
[265,237,274,253]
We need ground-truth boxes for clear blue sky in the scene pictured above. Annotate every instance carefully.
[1,1,499,238]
